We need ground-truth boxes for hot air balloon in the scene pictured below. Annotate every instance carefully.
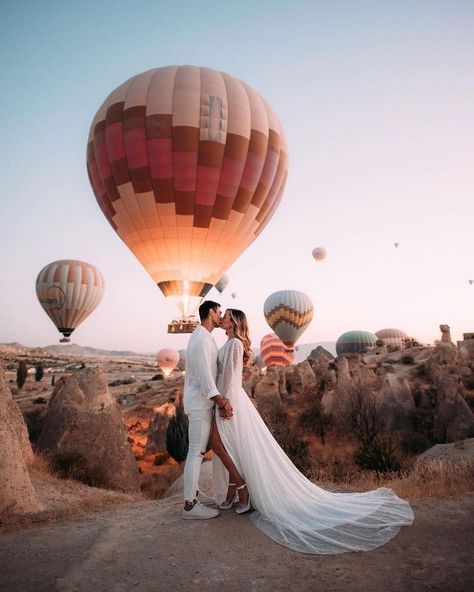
[336,331,378,356]
[156,348,180,377]
[469,279,473,285]
[231,292,237,300]
[87,66,288,333]
[375,328,409,350]
[312,247,326,262]
[35,260,105,342]
[215,275,229,294]
[263,290,313,349]
[394,243,399,248]
[260,334,294,368]
[254,354,266,370]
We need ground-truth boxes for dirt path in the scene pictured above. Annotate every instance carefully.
[1,493,473,592]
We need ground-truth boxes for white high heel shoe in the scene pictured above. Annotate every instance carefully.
[235,483,251,514]
[219,483,237,510]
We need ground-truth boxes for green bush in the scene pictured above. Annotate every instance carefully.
[166,403,189,462]
[354,437,401,472]
[35,363,44,382]
[16,361,28,390]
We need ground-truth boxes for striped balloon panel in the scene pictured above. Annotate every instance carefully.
[336,331,378,356]
[87,66,288,300]
[375,328,408,349]
[263,290,313,348]
[260,333,294,367]
[36,260,105,336]
[157,348,180,375]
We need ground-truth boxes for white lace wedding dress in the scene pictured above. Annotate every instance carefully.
[215,338,414,554]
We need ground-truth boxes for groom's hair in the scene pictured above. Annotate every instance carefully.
[199,300,220,321]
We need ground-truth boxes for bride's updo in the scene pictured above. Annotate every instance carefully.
[227,309,252,367]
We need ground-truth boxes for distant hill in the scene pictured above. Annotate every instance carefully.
[253,341,336,362]
[1,342,153,360]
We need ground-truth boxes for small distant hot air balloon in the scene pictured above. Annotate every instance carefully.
[254,354,266,370]
[336,331,378,356]
[231,292,237,300]
[36,260,105,342]
[215,275,229,294]
[157,348,180,377]
[87,66,288,330]
[375,328,409,350]
[264,290,313,349]
[469,279,473,285]
[394,243,399,248]
[260,334,294,368]
[312,247,326,262]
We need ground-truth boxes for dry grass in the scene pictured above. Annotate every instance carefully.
[310,459,474,500]
[0,453,145,534]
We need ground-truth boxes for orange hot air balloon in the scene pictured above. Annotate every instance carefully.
[156,348,180,377]
[87,66,288,323]
[260,333,294,368]
[36,260,105,342]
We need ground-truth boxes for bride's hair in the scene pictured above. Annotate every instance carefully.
[226,309,252,367]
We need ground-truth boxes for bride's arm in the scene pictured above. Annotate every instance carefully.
[220,339,244,398]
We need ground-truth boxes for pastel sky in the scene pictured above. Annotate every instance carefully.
[1,0,473,353]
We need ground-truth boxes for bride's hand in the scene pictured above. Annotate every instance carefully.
[219,399,233,420]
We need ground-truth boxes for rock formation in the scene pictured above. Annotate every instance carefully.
[37,368,140,492]
[433,375,474,442]
[416,437,474,464]
[439,324,453,345]
[146,401,175,453]
[288,361,317,398]
[0,361,42,515]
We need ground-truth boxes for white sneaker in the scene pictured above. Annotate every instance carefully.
[197,491,217,506]
[182,502,220,520]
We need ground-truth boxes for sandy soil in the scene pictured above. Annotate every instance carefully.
[1,491,473,592]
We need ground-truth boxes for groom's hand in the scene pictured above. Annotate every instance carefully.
[218,399,233,420]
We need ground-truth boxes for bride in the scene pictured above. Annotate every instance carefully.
[210,308,414,554]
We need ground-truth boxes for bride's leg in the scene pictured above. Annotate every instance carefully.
[210,418,249,507]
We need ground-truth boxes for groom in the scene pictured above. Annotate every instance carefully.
[182,300,233,519]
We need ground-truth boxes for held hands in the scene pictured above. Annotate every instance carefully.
[218,399,233,420]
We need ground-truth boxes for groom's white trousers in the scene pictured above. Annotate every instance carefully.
[183,409,213,502]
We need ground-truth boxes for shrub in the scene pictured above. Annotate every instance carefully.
[401,432,431,455]
[264,409,312,476]
[166,403,189,462]
[298,404,333,445]
[49,452,106,487]
[154,452,169,466]
[35,363,44,382]
[354,437,401,472]
[16,361,28,390]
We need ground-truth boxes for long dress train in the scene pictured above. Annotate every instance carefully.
[215,338,414,554]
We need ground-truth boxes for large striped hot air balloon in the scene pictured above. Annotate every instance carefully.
[260,334,294,368]
[35,260,105,342]
[375,328,408,350]
[87,66,288,322]
[263,290,313,349]
[336,331,378,356]
[157,348,180,377]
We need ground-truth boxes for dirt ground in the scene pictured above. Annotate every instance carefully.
[1,491,473,592]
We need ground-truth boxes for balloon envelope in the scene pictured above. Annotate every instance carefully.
[260,334,294,368]
[87,66,288,316]
[312,247,326,262]
[375,328,409,350]
[157,348,180,376]
[336,331,378,356]
[263,290,313,349]
[215,275,229,293]
[36,260,104,341]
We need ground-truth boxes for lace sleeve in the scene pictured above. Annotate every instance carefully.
[220,339,244,398]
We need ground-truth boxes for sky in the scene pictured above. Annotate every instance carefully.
[0,0,473,354]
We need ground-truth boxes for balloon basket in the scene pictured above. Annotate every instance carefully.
[168,317,199,334]
[60,337,71,343]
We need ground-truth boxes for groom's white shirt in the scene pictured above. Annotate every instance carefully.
[183,325,219,414]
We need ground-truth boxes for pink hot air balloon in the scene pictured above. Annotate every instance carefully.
[156,348,180,377]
